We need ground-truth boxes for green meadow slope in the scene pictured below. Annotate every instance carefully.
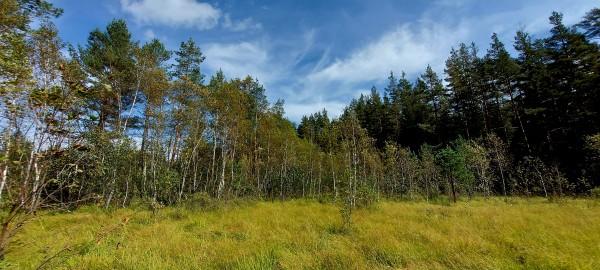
[4,198,600,269]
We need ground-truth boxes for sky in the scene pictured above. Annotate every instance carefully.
[49,0,597,122]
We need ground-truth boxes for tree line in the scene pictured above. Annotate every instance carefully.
[299,9,600,199]
[0,0,599,258]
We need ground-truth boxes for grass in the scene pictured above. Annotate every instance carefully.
[2,197,600,269]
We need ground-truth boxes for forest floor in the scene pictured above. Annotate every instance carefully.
[3,197,600,269]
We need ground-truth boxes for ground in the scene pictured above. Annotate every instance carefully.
[3,197,600,269]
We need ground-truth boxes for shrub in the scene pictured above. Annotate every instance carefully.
[436,145,474,201]
[166,208,188,220]
[355,185,378,209]
[339,196,353,233]
[183,192,218,210]
[514,157,568,197]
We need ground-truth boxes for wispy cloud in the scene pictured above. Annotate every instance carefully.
[223,14,262,32]
[202,30,316,101]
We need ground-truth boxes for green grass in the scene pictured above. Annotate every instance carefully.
[3,197,600,269]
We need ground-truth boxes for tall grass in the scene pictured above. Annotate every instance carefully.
[2,198,599,269]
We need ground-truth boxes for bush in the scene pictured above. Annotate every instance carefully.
[591,187,600,199]
[436,145,475,200]
[339,195,353,233]
[514,157,568,197]
[128,197,153,211]
[166,208,188,220]
[355,185,378,209]
[183,192,219,211]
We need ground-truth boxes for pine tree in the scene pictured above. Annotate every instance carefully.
[483,33,521,145]
[445,43,486,139]
[421,65,448,144]
[80,19,136,132]
[576,8,600,40]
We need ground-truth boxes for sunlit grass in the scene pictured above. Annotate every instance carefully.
[3,197,600,269]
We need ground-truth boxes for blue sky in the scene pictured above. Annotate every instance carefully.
[49,0,597,122]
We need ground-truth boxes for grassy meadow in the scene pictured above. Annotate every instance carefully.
[3,197,600,269]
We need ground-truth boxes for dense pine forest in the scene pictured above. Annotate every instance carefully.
[1,0,600,263]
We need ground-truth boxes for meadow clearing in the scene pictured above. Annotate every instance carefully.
[3,197,600,269]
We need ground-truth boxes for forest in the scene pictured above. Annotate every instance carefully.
[1,0,600,268]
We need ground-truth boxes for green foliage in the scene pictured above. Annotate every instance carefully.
[0,0,61,90]
[459,140,491,195]
[587,134,600,155]
[514,157,569,197]
[172,38,205,84]
[436,142,475,199]
[182,192,219,211]
[79,19,136,130]
[339,195,353,232]
[577,8,600,39]
[354,185,378,208]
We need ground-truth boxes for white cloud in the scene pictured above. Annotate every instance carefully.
[202,30,316,89]
[120,0,221,30]
[203,42,271,82]
[223,14,262,32]
[308,22,468,86]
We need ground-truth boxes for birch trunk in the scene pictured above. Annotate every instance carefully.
[0,135,11,201]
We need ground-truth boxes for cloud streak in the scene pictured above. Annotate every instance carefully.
[120,0,221,30]
[223,14,262,32]
[308,22,468,85]
[120,0,262,33]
